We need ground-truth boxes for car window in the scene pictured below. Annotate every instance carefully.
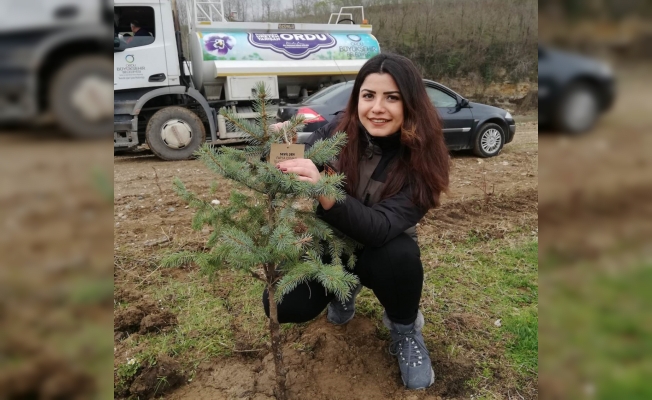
[304,83,350,105]
[334,86,354,109]
[425,86,457,108]
[114,6,156,49]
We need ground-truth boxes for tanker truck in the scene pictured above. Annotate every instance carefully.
[114,0,380,160]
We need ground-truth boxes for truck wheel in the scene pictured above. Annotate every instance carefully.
[50,56,113,138]
[473,123,504,158]
[146,106,205,161]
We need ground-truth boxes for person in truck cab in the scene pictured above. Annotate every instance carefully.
[130,20,151,37]
[126,20,153,46]
[264,53,450,389]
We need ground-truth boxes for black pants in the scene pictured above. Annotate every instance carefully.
[263,233,423,325]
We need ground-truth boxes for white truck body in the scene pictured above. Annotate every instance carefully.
[0,0,112,137]
[113,0,379,160]
[0,0,103,31]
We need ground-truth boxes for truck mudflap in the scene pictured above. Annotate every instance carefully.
[0,69,37,121]
[114,115,138,149]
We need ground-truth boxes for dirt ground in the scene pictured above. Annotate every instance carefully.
[538,63,652,261]
[0,135,114,399]
[113,118,538,399]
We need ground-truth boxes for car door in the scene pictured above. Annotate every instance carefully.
[424,84,475,150]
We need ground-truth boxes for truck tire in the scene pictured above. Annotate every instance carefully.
[472,123,504,158]
[50,56,113,138]
[146,106,206,161]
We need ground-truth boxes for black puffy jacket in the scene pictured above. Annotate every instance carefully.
[304,117,425,248]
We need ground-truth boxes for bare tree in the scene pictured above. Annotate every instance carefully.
[261,0,272,20]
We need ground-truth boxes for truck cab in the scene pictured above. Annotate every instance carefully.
[114,0,181,91]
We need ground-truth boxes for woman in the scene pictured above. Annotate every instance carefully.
[264,53,450,389]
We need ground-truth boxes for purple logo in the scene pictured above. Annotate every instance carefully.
[248,33,336,60]
[204,34,236,56]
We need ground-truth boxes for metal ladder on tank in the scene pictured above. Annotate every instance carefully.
[192,0,227,25]
[328,6,365,24]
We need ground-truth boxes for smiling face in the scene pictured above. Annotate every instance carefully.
[357,73,404,137]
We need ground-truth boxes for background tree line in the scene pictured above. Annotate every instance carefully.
[179,0,537,84]
[540,0,652,21]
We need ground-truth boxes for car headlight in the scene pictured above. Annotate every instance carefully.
[505,111,513,120]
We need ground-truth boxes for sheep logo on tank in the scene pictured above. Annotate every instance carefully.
[248,33,336,60]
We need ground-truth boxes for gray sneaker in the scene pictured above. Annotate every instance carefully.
[327,283,363,325]
[383,310,435,390]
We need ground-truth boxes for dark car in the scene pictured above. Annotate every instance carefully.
[277,80,515,157]
[538,45,616,133]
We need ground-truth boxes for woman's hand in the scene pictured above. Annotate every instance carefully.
[269,121,290,133]
[276,159,321,184]
[276,159,336,210]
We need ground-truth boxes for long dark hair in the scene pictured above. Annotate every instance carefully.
[336,53,450,211]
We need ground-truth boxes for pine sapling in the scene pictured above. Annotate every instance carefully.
[162,82,359,400]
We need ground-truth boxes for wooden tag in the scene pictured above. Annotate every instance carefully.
[269,143,305,165]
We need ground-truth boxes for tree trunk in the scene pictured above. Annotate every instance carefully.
[267,283,287,400]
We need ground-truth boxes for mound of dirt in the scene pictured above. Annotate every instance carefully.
[129,356,185,399]
[273,317,398,400]
[114,287,142,303]
[114,298,177,335]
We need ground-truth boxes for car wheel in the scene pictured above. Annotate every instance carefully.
[146,106,206,161]
[555,83,599,134]
[473,123,504,158]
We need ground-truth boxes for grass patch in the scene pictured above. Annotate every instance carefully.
[420,237,538,393]
[502,306,538,375]
[135,273,234,366]
[119,266,269,373]
[541,257,652,398]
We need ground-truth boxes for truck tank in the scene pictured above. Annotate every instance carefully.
[187,1,380,102]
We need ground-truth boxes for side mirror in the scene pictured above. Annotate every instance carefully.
[114,37,126,52]
[459,98,469,108]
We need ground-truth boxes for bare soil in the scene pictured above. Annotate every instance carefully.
[113,118,538,399]
[538,63,652,261]
[0,136,114,399]
[114,289,178,335]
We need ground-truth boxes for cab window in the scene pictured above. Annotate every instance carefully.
[114,6,156,49]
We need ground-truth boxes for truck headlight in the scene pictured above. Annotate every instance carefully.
[505,111,513,120]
